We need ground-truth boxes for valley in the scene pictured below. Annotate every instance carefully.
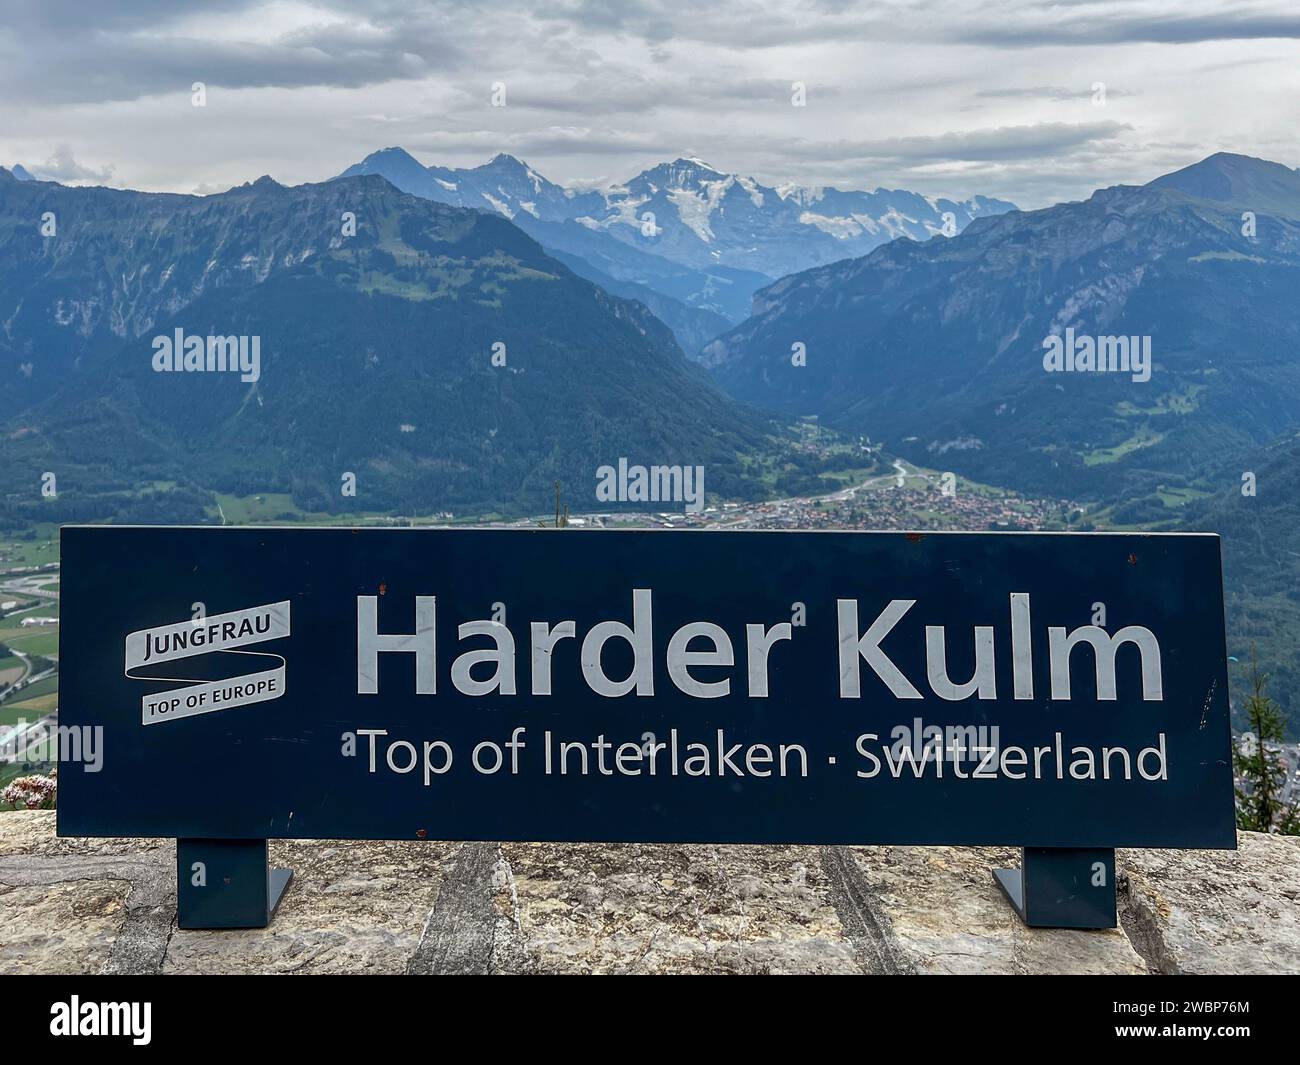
[0,451,1092,793]
[2,151,1300,757]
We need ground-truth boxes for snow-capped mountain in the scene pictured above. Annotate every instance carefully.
[579,156,1014,277]
[777,183,1013,248]
[341,149,590,223]
[336,148,1015,352]
[340,149,1014,278]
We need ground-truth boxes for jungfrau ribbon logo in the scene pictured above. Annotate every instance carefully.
[125,602,291,725]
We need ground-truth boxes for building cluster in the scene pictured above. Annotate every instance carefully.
[584,482,1076,534]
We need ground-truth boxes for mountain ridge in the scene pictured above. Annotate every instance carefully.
[1148,151,1300,218]
[703,152,1300,498]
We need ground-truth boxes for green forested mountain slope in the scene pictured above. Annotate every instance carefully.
[0,168,774,518]
[705,154,1300,504]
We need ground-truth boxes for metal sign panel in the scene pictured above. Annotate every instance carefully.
[57,526,1236,849]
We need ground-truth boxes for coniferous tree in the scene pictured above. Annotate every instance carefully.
[1234,647,1300,834]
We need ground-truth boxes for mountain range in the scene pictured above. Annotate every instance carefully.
[0,167,776,521]
[338,149,1015,352]
[703,153,1300,504]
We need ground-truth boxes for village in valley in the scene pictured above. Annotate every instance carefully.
[2,458,1296,811]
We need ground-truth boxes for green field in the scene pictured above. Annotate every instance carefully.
[1084,426,1166,466]
[0,621,56,656]
[0,696,54,727]
[1,690,57,718]
[213,492,420,526]
[214,491,532,528]
[0,525,60,569]
[5,673,57,703]
[1156,485,1215,508]
[1115,384,1207,417]
[0,672,59,725]
[4,629,58,658]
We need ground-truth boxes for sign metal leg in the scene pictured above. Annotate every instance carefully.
[176,838,293,929]
[993,847,1116,929]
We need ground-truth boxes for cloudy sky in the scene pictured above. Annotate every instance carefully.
[1,0,1297,208]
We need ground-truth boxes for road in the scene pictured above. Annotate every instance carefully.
[1,656,56,704]
[0,572,60,602]
[0,648,33,700]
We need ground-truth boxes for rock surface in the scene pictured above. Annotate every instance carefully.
[0,813,1295,974]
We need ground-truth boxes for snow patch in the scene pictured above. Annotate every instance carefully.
[666,177,734,242]
[877,207,919,239]
[798,211,884,239]
[778,183,818,205]
[799,211,862,238]
[736,175,765,207]
[480,192,515,219]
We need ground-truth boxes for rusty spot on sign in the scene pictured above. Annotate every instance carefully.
[415,828,428,839]
[1127,554,1137,566]
[379,582,387,595]
[905,532,924,544]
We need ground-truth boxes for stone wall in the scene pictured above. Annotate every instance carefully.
[1,812,1295,974]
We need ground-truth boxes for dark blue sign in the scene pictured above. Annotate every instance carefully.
[58,527,1236,848]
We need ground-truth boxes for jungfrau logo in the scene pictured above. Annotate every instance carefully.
[125,602,290,725]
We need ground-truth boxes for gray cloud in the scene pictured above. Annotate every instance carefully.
[23,147,116,184]
[5,0,253,31]
[0,0,1295,208]
[976,86,1137,102]
[0,2,466,104]
[441,73,836,115]
[802,122,1133,166]
[960,13,1300,47]
[524,0,1300,48]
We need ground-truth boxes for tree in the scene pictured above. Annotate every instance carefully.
[536,481,569,528]
[1234,647,1300,834]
